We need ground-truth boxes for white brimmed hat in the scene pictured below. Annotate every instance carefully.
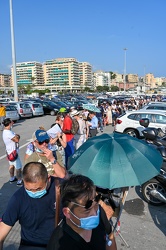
[70,110,80,117]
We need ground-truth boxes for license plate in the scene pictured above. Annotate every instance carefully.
[8,112,16,117]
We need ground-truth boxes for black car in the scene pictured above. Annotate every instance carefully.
[34,100,60,116]
[51,99,70,112]
[71,100,90,110]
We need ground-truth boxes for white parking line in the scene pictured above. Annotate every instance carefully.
[0,140,31,160]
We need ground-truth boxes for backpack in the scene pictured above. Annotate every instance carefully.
[70,117,79,135]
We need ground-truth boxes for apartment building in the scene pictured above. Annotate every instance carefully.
[79,62,92,88]
[11,61,44,86]
[113,73,123,85]
[0,74,11,87]
[93,71,110,88]
[43,58,80,91]
[126,74,139,83]
[145,73,155,88]
[154,77,166,87]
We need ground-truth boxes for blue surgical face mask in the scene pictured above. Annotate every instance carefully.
[69,207,100,230]
[35,148,44,153]
[25,186,47,199]
[34,143,44,154]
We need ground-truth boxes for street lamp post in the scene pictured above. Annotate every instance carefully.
[9,0,18,101]
[123,48,127,93]
[144,65,146,94]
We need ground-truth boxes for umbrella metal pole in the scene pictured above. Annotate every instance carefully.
[115,228,130,248]
[110,219,130,248]
[111,187,130,248]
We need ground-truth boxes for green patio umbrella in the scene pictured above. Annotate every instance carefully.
[83,104,101,113]
[69,133,163,189]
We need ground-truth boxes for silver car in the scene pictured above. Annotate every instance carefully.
[10,102,33,118]
[5,105,20,122]
[25,102,44,116]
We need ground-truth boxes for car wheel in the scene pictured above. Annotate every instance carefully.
[124,129,139,138]
[50,110,55,116]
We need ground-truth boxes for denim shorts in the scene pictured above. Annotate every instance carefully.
[8,155,22,169]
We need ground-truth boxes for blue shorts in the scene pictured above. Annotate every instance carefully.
[8,155,22,169]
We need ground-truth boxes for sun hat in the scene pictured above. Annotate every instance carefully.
[70,106,75,110]
[70,110,80,117]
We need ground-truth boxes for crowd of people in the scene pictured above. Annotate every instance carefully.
[1,97,161,187]
[0,105,118,250]
[0,95,162,249]
[1,95,163,187]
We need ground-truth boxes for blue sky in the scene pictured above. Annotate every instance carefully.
[0,0,166,77]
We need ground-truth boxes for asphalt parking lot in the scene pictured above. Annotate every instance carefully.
[0,115,166,250]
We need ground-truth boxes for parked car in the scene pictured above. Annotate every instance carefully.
[71,100,90,110]
[62,100,76,109]
[5,105,20,122]
[114,110,166,138]
[10,102,33,118]
[34,100,59,116]
[141,102,166,111]
[24,101,44,116]
[51,99,70,112]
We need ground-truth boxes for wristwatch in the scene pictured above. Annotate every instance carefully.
[51,159,56,164]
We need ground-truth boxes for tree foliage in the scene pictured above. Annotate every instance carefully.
[110,85,119,91]
[109,71,116,80]
[84,87,91,92]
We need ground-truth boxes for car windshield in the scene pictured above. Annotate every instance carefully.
[45,101,58,107]
[53,101,67,107]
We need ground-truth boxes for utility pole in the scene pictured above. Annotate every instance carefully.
[144,66,146,94]
[123,48,127,93]
[9,0,18,101]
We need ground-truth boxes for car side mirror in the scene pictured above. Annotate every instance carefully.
[139,118,149,128]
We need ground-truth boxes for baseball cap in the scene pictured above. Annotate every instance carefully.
[32,129,50,142]
[59,107,67,113]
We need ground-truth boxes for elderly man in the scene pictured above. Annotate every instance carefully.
[47,174,117,250]
[87,111,98,137]
[0,162,62,250]
[70,110,86,150]
[25,129,66,179]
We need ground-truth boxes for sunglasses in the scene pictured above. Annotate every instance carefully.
[68,193,102,209]
[38,139,50,145]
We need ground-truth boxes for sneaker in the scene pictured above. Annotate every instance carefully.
[9,177,17,183]
[17,180,23,187]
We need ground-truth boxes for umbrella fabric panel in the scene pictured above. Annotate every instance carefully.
[82,104,101,113]
[69,133,163,189]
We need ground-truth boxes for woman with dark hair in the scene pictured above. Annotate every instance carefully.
[47,175,117,250]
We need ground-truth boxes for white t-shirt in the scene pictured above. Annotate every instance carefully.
[2,129,16,154]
